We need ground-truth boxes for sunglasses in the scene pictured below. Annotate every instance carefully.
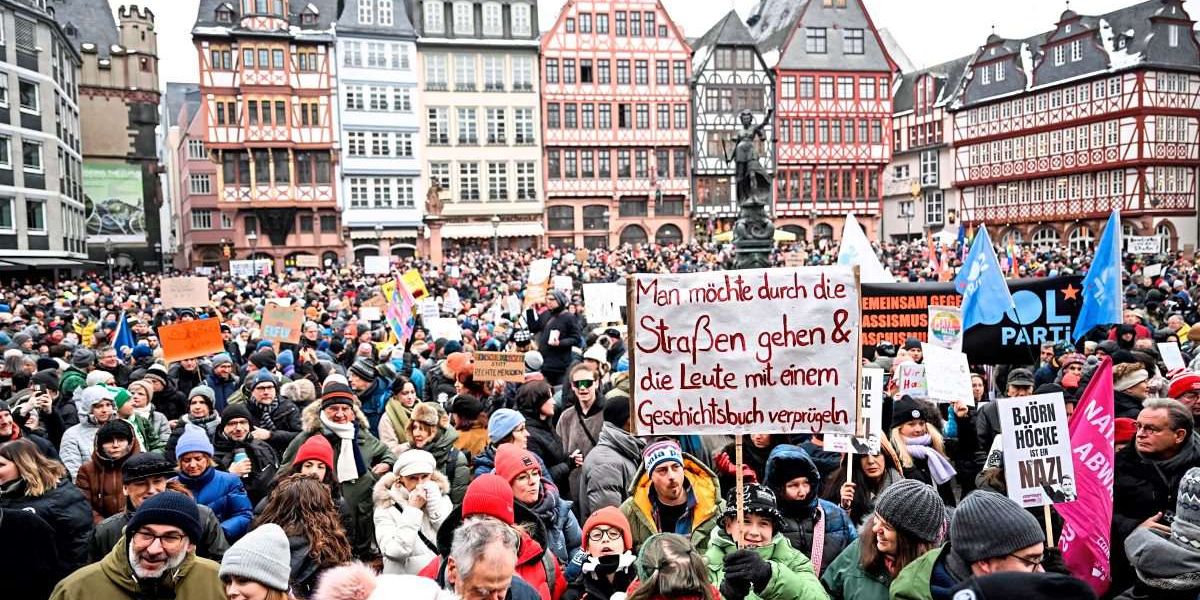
[572,379,594,390]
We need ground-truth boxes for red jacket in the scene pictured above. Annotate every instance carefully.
[419,529,566,600]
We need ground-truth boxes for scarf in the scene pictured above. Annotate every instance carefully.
[525,481,562,530]
[1154,435,1200,481]
[253,400,278,431]
[320,412,363,483]
[904,434,956,485]
[133,405,152,419]
[385,400,412,445]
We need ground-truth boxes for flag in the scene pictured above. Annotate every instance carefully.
[953,227,1013,331]
[111,312,134,360]
[1057,357,1115,596]
[1073,210,1123,341]
[927,237,941,278]
[385,277,417,346]
[836,214,895,283]
[1006,239,1019,277]
[955,221,965,256]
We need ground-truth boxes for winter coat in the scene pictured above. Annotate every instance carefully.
[0,508,60,600]
[619,452,722,553]
[372,470,452,574]
[152,382,189,421]
[279,400,397,559]
[1114,390,1146,419]
[454,423,489,458]
[529,306,582,375]
[525,414,572,493]
[820,539,890,600]
[50,536,225,600]
[763,445,857,573]
[0,477,93,578]
[75,438,141,523]
[1115,527,1200,600]
[89,503,229,562]
[379,400,413,455]
[59,417,103,479]
[356,378,392,436]
[399,425,470,504]
[705,529,828,600]
[174,466,254,541]
[557,400,605,500]
[126,414,165,453]
[168,364,209,399]
[889,545,973,600]
[522,482,583,567]
[212,432,278,505]
[205,372,239,412]
[133,408,171,449]
[246,397,303,455]
[163,413,220,459]
[580,422,645,516]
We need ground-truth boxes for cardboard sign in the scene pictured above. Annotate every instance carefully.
[1143,263,1163,278]
[362,294,388,309]
[525,259,553,308]
[825,368,885,454]
[261,304,304,345]
[159,319,225,363]
[295,255,320,268]
[401,269,429,300]
[998,392,1078,508]
[784,252,806,267]
[926,305,963,351]
[473,351,525,383]
[922,343,974,405]
[427,317,462,341]
[895,362,927,399]
[161,277,210,309]
[575,249,590,264]
[553,275,573,294]
[364,255,390,275]
[631,266,861,436]
[359,306,382,322]
[583,282,626,323]
[1127,236,1160,254]
[1159,341,1186,371]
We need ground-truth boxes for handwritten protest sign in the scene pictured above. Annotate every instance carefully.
[999,392,1077,508]
[161,277,210,309]
[525,259,552,307]
[553,275,573,294]
[583,282,626,323]
[922,343,974,405]
[295,255,320,268]
[632,266,860,436]
[1127,236,1160,254]
[473,352,525,383]
[926,305,963,351]
[159,319,225,364]
[419,300,440,323]
[825,368,885,454]
[364,255,389,275]
[359,306,382,322]
[895,362,927,399]
[1159,341,1186,371]
[401,269,429,300]
[427,317,462,341]
[261,304,304,345]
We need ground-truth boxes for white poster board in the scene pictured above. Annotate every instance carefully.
[160,277,210,309]
[427,317,462,341]
[1143,263,1163,278]
[1127,236,1160,254]
[583,282,626,324]
[998,392,1078,508]
[1159,341,1186,371]
[552,275,573,294]
[419,299,440,323]
[359,306,382,322]
[364,255,390,275]
[922,343,974,405]
[926,305,964,352]
[229,260,256,278]
[825,368,885,454]
[895,362,927,399]
[631,266,861,435]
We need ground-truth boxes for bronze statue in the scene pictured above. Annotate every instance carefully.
[725,109,775,269]
[425,181,444,217]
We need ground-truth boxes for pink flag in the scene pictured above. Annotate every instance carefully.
[1057,357,1115,596]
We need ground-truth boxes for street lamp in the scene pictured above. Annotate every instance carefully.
[900,201,915,241]
[154,242,163,273]
[490,215,500,255]
[104,237,114,279]
[374,223,384,263]
[246,231,258,258]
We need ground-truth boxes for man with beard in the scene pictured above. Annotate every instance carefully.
[214,404,278,504]
[52,490,225,599]
[205,353,240,412]
[243,370,302,456]
[620,439,722,552]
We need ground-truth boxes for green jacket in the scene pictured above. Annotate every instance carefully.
[705,529,829,600]
[620,453,723,553]
[820,539,890,600]
[129,414,165,452]
[50,535,224,600]
[888,547,942,600]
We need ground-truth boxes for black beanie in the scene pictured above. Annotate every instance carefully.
[96,419,135,446]
[122,452,177,483]
[220,403,257,429]
[249,349,277,371]
[126,490,202,542]
[949,572,1096,600]
[603,396,630,429]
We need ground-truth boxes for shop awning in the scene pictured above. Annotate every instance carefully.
[0,257,100,268]
[441,222,544,239]
[348,228,420,240]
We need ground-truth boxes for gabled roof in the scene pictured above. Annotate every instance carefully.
[48,0,120,57]
[163,82,202,132]
[696,10,757,50]
[750,0,894,73]
[337,0,417,38]
[194,0,341,34]
[892,55,972,113]
[748,0,807,67]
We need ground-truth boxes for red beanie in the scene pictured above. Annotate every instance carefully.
[494,444,539,483]
[1168,372,1200,400]
[462,474,515,525]
[582,506,633,551]
[1114,417,1137,445]
[293,435,335,471]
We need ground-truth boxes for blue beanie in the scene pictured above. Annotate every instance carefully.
[132,344,153,360]
[488,408,525,444]
[278,350,294,369]
[127,490,202,542]
[443,340,463,354]
[175,425,214,460]
[252,369,276,388]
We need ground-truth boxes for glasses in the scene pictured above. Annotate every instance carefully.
[588,526,623,542]
[133,530,187,549]
[573,379,595,390]
[1007,553,1044,571]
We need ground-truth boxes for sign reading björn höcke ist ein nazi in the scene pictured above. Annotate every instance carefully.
[631,266,860,436]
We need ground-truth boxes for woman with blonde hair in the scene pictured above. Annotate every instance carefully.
[627,533,718,600]
[128,378,171,443]
[0,438,93,577]
[220,522,295,600]
[888,396,970,505]
[255,474,353,598]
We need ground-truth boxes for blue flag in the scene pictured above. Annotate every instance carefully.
[1073,210,1123,341]
[953,227,1013,331]
[112,312,134,360]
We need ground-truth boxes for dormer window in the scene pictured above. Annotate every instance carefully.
[453,2,473,35]
[511,3,531,37]
[216,5,234,23]
[424,1,445,34]
[301,11,317,25]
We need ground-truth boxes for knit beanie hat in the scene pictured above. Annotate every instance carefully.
[71,348,95,369]
[277,350,294,369]
[292,434,335,471]
[890,395,931,430]
[450,395,485,421]
[127,490,202,542]
[487,408,525,444]
[122,451,177,483]
[949,572,1097,600]
[249,349,277,371]
[393,449,437,477]
[188,385,216,409]
[319,380,356,410]
[220,404,256,429]
[1172,467,1200,550]
[131,344,154,360]
[211,353,234,367]
[524,350,543,373]
[175,424,215,460]
[721,483,784,528]
[96,419,135,447]
[30,369,59,392]
[144,363,170,386]
[1114,366,1150,392]
[642,440,684,473]
[1114,417,1137,445]
[603,394,631,429]
[582,506,634,551]
[951,491,1045,563]
[462,473,516,525]
[349,357,378,382]
[251,369,276,390]
[87,370,115,387]
[1169,372,1200,400]
[219,523,292,592]
[874,479,946,543]
[127,379,154,402]
[104,385,132,410]
[79,385,115,413]
[494,444,539,483]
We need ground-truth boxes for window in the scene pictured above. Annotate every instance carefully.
[344,132,364,157]
[511,3,531,36]
[616,11,627,36]
[514,108,535,144]
[636,104,649,129]
[454,54,475,90]
[546,58,559,84]
[391,44,410,70]
[272,49,285,69]
[378,0,394,25]
[925,190,944,226]
[189,174,212,194]
[597,13,609,34]
[358,0,374,24]
[655,149,669,179]
[391,88,411,112]
[645,12,656,37]
[819,76,833,98]
[599,103,612,129]
[424,1,445,33]
[487,162,508,200]
[187,139,207,160]
[25,200,44,232]
[674,104,687,129]
[920,150,938,186]
[512,56,533,90]
[843,29,864,54]
[617,60,630,84]
[994,61,1004,82]
[457,108,478,144]
[484,55,505,90]
[482,2,502,36]
[806,28,827,53]
[630,11,641,36]
[673,149,687,178]
[453,2,474,35]
[427,107,449,144]
[395,133,414,157]
[656,60,669,86]
[617,149,631,178]
[619,199,647,217]
[430,162,450,188]
[367,42,389,68]
[18,80,38,113]
[22,141,41,172]
[563,59,576,85]
[425,54,447,89]
[210,47,233,70]
[1054,45,1064,66]
[372,178,393,208]
[838,77,853,99]
[547,103,560,128]
[459,162,480,200]
[635,60,648,85]
[980,64,990,85]
[318,215,336,233]
[296,47,319,72]
[345,86,364,110]
[1070,39,1082,62]
[191,209,213,230]
[369,86,388,110]
[580,13,592,33]
[566,18,575,33]
[547,206,574,231]
[1169,24,1180,47]
[799,77,814,98]
[487,108,506,144]
[516,162,536,199]
[674,61,687,85]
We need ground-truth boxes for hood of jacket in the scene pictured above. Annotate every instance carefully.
[300,395,372,432]
[764,444,822,514]
[597,422,644,462]
[372,470,451,509]
[627,452,720,531]
[90,427,142,469]
[1126,527,1200,590]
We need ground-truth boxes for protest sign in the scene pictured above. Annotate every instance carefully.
[359,306,382,322]
[364,255,389,275]
[419,299,440,323]
[552,275,573,294]
[261,304,304,345]
[473,352,525,383]
[783,252,805,267]
[401,269,429,299]
[862,276,1082,365]
[895,362,927,399]
[631,266,860,436]
[1127,236,1160,254]
[1142,263,1163,278]
[575,249,589,263]
[159,319,225,363]
[295,255,320,268]
[229,260,255,278]
[525,259,553,307]
[926,305,963,351]
[362,294,388,309]
[583,282,626,323]
[998,392,1077,508]
[825,368,885,454]
[427,317,462,341]
[922,343,974,405]
[1159,341,1186,370]
[160,277,210,309]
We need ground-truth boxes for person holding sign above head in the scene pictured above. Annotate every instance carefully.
[620,440,722,554]
[889,397,967,506]
[705,484,827,600]
[819,438,904,526]
[761,444,857,573]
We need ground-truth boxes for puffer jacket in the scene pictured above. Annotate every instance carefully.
[50,535,225,600]
[619,452,723,553]
[0,477,93,578]
[763,445,857,574]
[524,413,571,493]
[75,431,141,522]
[59,417,103,479]
[372,470,452,574]
[705,528,828,600]
[399,426,470,504]
[212,432,278,505]
[579,422,645,516]
[174,466,254,541]
[821,538,891,600]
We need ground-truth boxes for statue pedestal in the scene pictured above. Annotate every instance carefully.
[424,217,445,266]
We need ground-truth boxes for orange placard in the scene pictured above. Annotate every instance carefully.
[159,319,225,364]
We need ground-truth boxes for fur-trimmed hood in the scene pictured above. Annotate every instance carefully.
[372,470,451,509]
[300,397,371,432]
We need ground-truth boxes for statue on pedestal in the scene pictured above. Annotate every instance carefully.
[724,109,775,270]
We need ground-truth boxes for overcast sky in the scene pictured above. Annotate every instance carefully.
[125,0,1194,88]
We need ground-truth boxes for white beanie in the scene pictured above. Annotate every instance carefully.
[393,449,437,477]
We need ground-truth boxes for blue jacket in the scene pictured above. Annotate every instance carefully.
[175,467,253,541]
[205,373,240,413]
[357,378,392,437]
[764,445,858,571]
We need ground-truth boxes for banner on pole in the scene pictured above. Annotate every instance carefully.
[998,392,1077,508]
[825,368,885,454]
[631,266,861,436]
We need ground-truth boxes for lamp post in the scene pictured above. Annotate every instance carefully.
[900,201,915,241]
[490,215,500,255]
[603,210,611,249]
[374,223,384,264]
[104,237,113,280]
[247,231,258,258]
[154,242,163,273]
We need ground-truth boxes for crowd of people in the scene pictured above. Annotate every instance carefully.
[0,240,1198,600]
